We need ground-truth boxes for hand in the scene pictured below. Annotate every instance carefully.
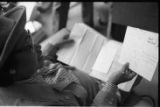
[46,36,74,63]
[54,39,74,50]
[106,63,136,85]
[52,28,74,49]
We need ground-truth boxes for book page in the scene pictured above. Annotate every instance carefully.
[118,26,158,81]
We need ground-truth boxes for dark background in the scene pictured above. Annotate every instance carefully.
[111,2,158,42]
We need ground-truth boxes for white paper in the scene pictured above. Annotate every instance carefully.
[57,23,87,64]
[118,26,158,81]
[82,33,105,74]
[57,23,141,92]
[92,40,119,73]
[69,29,96,69]
[57,23,106,73]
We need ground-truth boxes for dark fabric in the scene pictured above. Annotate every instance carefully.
[58,2,70,30]
[0,6,26,70]
[82,2,94,27]
[0,75,80,106]
[72,69,100,105]
[0,16,15,53]
[38,62,88,105]
[0,6,26,86]
[64,82,87,105]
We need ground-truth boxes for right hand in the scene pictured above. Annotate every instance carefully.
[106,63,137,85]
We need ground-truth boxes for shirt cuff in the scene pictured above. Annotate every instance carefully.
[102,81,118,93]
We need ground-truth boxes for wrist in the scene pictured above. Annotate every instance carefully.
[102,81,118,93]
[107,78,119,85]
[105,81,117,87]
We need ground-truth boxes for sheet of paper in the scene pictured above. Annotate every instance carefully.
[69,29,95,68]
[57,23,87,64]
[57,23,106,73]
[82,33,105,74]
[92,40,119,74]
[118,26,158,81]
[70,29,103,70]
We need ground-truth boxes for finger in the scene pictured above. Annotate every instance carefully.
[125,68,132,74]
[121,62,129,73]
[127,71,137,79]
[127,69,134,74]
[55,39,74,48]
[130,71,137,77]
[63,34,70,39]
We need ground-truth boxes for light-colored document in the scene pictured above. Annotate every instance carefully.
[57,23,142,92]
[92,40,119,74]
[118,26,158,81]
[57,23,105,73]
[69,29,98,70]
[57,23,87,64]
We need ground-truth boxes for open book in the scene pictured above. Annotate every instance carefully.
[57,23,158,91]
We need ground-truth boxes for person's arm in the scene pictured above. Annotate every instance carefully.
[92,63,136,106]
[92,82,118,106]
[45,38,74,63]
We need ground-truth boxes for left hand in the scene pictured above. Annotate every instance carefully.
[106,63,137,85]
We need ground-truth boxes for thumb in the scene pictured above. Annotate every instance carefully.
[128,70,137,78]
[121,63,129,73]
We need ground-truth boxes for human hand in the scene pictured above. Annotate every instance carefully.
[106,63,136,85]
[43,28,74,58]
[54,38,74,50]
[52,28,74,49]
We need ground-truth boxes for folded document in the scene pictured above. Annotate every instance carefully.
[57,23,158,91]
